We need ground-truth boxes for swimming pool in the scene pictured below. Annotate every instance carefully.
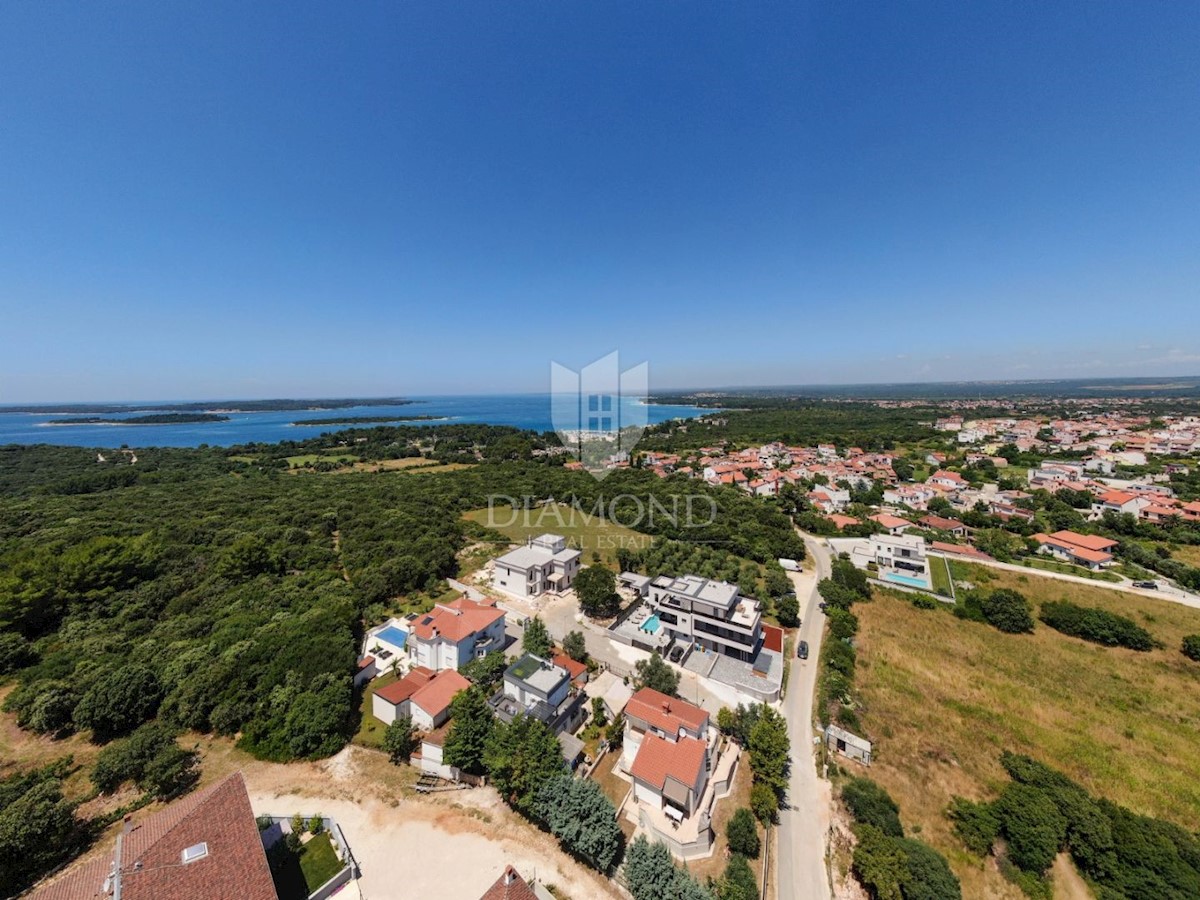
[884,573,930,589]
[640,614,662,634]
[374,625,409,649]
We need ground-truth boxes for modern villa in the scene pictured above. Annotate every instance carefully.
[492,533,582,598]
[644,574,763,662]
[408,597,507,671]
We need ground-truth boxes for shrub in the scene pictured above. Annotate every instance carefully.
[750,782,778,825]
[726,807,760,858]
[1039,601,1154,651]
[826,607,859,641]
[718,854,758,900]
[383,715,417,764]
[910,594,938,610]
[843,777,903,837]
[775,593,800,627]
[824,640,856,677]
[1182,634,1200,662]
[980,588,1034,634]
[852,824,907,900]
[994,782,1066,874]
[947,796,999,856]
[896,837,961,900]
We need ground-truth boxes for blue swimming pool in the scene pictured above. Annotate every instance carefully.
[640,614,662,634]
[885,573,930,589]
[374,625,409,648]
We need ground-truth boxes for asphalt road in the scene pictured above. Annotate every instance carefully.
[776,534,833,900]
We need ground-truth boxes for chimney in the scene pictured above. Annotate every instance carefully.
[504,865,518,884]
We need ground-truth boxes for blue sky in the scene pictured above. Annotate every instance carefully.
[1,1,1198,401]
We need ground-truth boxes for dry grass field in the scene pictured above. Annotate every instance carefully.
[851,566,1200,898]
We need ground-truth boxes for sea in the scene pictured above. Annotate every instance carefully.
[0,395,711,449]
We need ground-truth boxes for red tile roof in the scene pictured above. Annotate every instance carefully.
[919,515,964,531]
[1048,530,1118,552]
[412,597,504,643]
[375,665,435,705]
[869,513,912,530]
[827,514,860,529]
[552,652,588,683]
[28,773,275,900]
[411,669,472,718]
[479,865,539,900]
[630,733,707,792]
[626,688,709,736]
[930,541,992,561]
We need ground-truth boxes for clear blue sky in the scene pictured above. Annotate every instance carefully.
[1,1,1197,401]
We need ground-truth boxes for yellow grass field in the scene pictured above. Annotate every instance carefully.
[463,503,653,567]
[852,567,1200,898]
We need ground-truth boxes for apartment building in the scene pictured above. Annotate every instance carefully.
[645,574,762,662]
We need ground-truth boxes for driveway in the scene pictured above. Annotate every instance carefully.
[776,534,833,900]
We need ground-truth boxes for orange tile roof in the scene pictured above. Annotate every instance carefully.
[1048,530,1118,551]
[551,653,588,682]
[630,733,707,792]
[479,865,539,900]
[411,669,471,718]
[827,514,860,529]
[375,666,435,705]
[626,687,709,736]
[28,773,275,900]
[412,597,504,643]
[869,513,912,530]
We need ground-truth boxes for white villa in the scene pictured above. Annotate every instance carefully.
[492,533,582,598]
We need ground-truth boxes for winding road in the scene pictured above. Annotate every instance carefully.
[776,533,834,900]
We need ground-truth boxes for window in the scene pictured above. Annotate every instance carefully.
[181,842,209,864]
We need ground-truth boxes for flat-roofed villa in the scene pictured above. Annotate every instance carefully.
[492,533,581,598]
[645,574,762,662]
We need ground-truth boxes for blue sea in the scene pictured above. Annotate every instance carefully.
[0,395,710,449]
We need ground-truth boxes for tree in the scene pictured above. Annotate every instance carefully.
[483,713,565,815]
[0,633,32,675]
[563,630,588,663]
[896,837,961,900]
[634,652,679,696]
[717,854,757,900]
[141,744,200,801]
[775,593,800,628]
[591,696,608,728]
[576,566,621,618]
[25,684,76,736]
[623,835,713,900]
[443,687,494,776]
[747,706,790,797]
[994,782,1067,874]
[534,774,624,872]
[852,825,908,900]
[750,782,778,825]
[1182,634,1200,662]
[460,650,509,692]
[74,664,163,742]
[523,616,552,658]
[0,772,80,897]
[979,588,1034,634]
[383,715,417,764]
[726,807,760,858]
[843,777,903,837]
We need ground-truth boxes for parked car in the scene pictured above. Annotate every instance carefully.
[818,602,828,612]
[797,640,809,660]
[669,645,685,663]
[1133,580,1158,590]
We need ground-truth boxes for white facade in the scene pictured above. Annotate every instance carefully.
[646,574,762,662]
[492,534,582,598]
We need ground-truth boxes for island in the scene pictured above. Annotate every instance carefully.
[49,413,231,426]
[290,415,445,426]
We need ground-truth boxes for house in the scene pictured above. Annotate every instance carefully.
[824,724,872,766]
[619,571,652,597]
[1033,530,1119,570]
[28,773,276,900]
[927,469,967,490]
[918,514,967,536]
[930,541,992,562]
[620,687,711,775]
[490,653,586,735]
[413,722,456,780]
[1092,489,1151,519]
[869,534,931,589]
[408,597,506,671]
[645,574,762,662]
[479,865,540,900]
[373,666,471,730]
[868,513,914,536]
[622,689,714,816]
[353,655,377,687]
[492,534,582,598]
